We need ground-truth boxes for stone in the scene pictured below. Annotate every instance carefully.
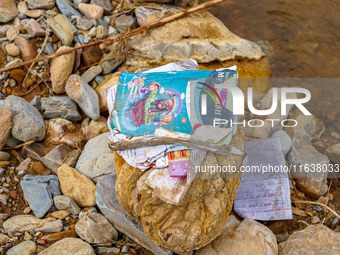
[96,247,120,254]
[41,230,77,242]
[47,14,77,46]
[95,73,119,112]
[0,151,11,161]
[240,120,271,139]
[81,65,103,83]
[90,0,113,14]
[81,44,102,66]
[96,25,108,39]
[0,108,12,151]
[65,74,100,120]
[14,36,38,64]
[75,212,118,244]
[38,238,94,255]
[51,210,70,219]
[78,3,104,19]
[7,240,36,255]
[128,9,264,66]
[21,178,53,218]
[96,174,171,255]
[196,216,278,255]
[279,224,340,254]
[284,108,325,139]
[10,69,27,83]
[5,95,45,142]
[57,164,97,207]
[43,118,85,149]
[18,2,29,13]
[81,116,109,140]
[56,0,81,17]
[24,9,45,18]
[54,195,81,215]
[100,50,123,74]
[24,174,61,196]
[114,130,245,253]
[115,14,135,33]
[75,132,114,179]
[288,130,329,199]
[37,96,81,121]
[50,46,75,94]
[0,194,7,205]
[0,0,18,23]
[0,213,9,220]
[76,17,93,30]
[26,19,46,36]
[3,215,63,235]
[325,143,340,164]
[27,0,55,9]
[0,233,10,245]
[6,25,19,41]
[271,130,292,156]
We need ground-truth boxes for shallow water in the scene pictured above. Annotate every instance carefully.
[209,0,340,78]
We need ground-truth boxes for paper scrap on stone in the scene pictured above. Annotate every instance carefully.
[234,138,292,221]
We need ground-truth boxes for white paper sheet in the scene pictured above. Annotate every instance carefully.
[234,138,292,220]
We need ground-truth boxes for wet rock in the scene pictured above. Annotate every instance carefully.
[51,210,70,219]
[76,17,93,30]
[325,143,340,164]
[0,0,19,23]
[43,118,85,149]
[100,50,123,74]
[78,3,104,19]
[5,44,20,56]
[75,132,115,179]
[5,95,45,142]
[96,174,171,255]
[81,44,102,66]
[3,215,63,235]
[27,0,55,9]
[0,108,12,151]
[37,96,81,121]
[7,240,36,255]
[21,178,53,218]
[26,19,46,36]
[25,9,45,18]
[90,0,113,14]
[50,46,75,94]
[95,73,119,112]
[115,14,135,33]
[279,224,340,254]
[65,74,100,120]
[196,216,278,255]
[47,14,78,46]
[81,116,108,140]
[14,36,38,65]
[38,238,94,255]
[54,195,81,215]
[56,0,81,17]
[75,212,118,244]
[128,9,264,66]
[288,130,329,199]
[57,164,96,207]
[82,65,102,83]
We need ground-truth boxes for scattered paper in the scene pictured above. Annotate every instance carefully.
[234,138,292,221]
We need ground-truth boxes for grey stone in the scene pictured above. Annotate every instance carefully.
[54,195,81,215]
[24,175,61,198]
[17,13,27,19]
[95,18,109,28]
[100,51,123,74]
[81,65,102,83]
[94,75,104,85]
[75,133,115,179]
[56,0,81,17]
[21,178,54,218]
[96,247,120,254]
[0,100,4,110]
[27,0,55,9]
[5,95,45,142]
[75,33,85,45]
[115,14,135,34]
[37,96,81,121]
[90,0,113,14]
[76,17,93,30]
[96,175,172,255]
[271,130,292,156]
[5,134,20,147]
[325,143,340,164]
[288,130,329,199]
[44,42,55,55]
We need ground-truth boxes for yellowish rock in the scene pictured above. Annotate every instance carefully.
[78,3,103,19]
[6,44,20,56]
[57,165,96,207]
[0,233,10,245]
[95,73,119,112]
[51,210,70,220]
[50,46,75,94]
[38,237,94,255]
[0,108,12,151]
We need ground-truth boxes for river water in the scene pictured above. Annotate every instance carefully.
[209,0,340,78]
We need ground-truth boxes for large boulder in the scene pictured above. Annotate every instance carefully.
[114,130,245,253]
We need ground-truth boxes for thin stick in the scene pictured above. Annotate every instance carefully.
[3,141,35,150]
[0,0,226,73]
[294,201,340,220]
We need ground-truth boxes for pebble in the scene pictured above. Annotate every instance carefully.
[38,237,94,255]
[0,151,10,161]
[0,0,19,23]
[0,233,10,245]
[0,108,12,151]
[44,42,55,55]
[115,14,135,33]
[26,19,46,36]
[96,247,120,254]
[311,216,321,224]
[54,195,81,215]
[6,25,19,41]
[56,0,81,17]
[18,2,29,13]
[23,206,32,214]
[90,0,113,14]
[13,36,38,62]
[47,14,77,46]
[51,210,70,220]
[96,25,108,39]
[65,74,100,120]
[271,130,292,156]
[0,194,7,205]
[82,65,102,83]
[25,9,45,18]
[27,0,55,9]
[5,44,20,56]
[78,3,104,19]
[76,17,93,30]
[6,240,36,255]
[5,95,46,142]
[94,75,105,85]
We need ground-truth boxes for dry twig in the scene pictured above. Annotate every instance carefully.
[294,201,340,220]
